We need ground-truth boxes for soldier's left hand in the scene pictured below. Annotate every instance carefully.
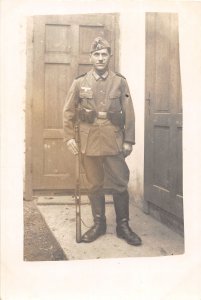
[123,142,133,157]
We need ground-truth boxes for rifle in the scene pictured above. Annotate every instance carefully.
[74,113,82,243]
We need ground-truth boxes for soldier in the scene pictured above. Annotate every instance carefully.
[63,37,142,246]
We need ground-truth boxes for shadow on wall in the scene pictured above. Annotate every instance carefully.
[128,170,143,209]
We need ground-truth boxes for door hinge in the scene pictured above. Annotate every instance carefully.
[145,92,151,115]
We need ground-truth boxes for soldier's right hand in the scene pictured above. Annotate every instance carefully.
[66,139,79,155]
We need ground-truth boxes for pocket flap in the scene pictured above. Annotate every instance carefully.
[109,91,121,99]
[79,123,91,133]
[79,90,93,99]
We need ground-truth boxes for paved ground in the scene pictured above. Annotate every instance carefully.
[33,195,184,261]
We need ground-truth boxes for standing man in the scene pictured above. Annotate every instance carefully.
[63,37,141,246]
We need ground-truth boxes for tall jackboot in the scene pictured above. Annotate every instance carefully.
[82,191,106,243]
[113,190,142,246]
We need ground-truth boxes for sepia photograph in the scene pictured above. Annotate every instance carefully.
[1,0,201,299]
[24,11,184,261]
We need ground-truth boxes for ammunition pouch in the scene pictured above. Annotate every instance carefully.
[79,107,125,128]
[79,107,96,123]
[107,111,125,128]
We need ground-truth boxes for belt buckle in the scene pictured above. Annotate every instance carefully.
[98,111,107,119]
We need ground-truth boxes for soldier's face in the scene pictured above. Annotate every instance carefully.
[90,49,111,73]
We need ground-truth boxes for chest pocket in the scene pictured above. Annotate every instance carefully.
[79,90,94,108]
[109,91,122,111]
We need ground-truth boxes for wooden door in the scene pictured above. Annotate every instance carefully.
[31,14,119,193]
[144,13,183,234]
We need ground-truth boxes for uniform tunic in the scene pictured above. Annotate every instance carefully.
[63,69,135,193]
[63,69,135,155]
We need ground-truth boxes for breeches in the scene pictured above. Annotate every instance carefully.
[82,153,129,194]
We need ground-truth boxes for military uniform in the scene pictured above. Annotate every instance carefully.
[63,37,141,246]
[63,69,134,193]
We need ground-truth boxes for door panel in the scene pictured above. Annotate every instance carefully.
[44,64,70,129]
[144,13,183,231]
[32,14,118,191]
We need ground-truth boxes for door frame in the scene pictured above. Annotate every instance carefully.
[25,17,34,200]
[25,13,119,200]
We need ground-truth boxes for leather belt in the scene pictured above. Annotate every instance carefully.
[97,111,107,119]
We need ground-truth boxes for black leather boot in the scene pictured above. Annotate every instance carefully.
[82,191,106,243]
[113,190,142,246]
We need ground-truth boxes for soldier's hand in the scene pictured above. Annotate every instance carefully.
[123,142,133,157]
[66,139,79,155]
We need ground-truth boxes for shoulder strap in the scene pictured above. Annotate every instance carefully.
[115,72,126,79]
[76,73,87,79]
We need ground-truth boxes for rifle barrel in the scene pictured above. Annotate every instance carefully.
[74,121,82,243]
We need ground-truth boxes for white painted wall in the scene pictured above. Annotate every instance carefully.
[119,11,145,206]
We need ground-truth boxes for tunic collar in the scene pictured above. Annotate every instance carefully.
[92,70,109,80]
